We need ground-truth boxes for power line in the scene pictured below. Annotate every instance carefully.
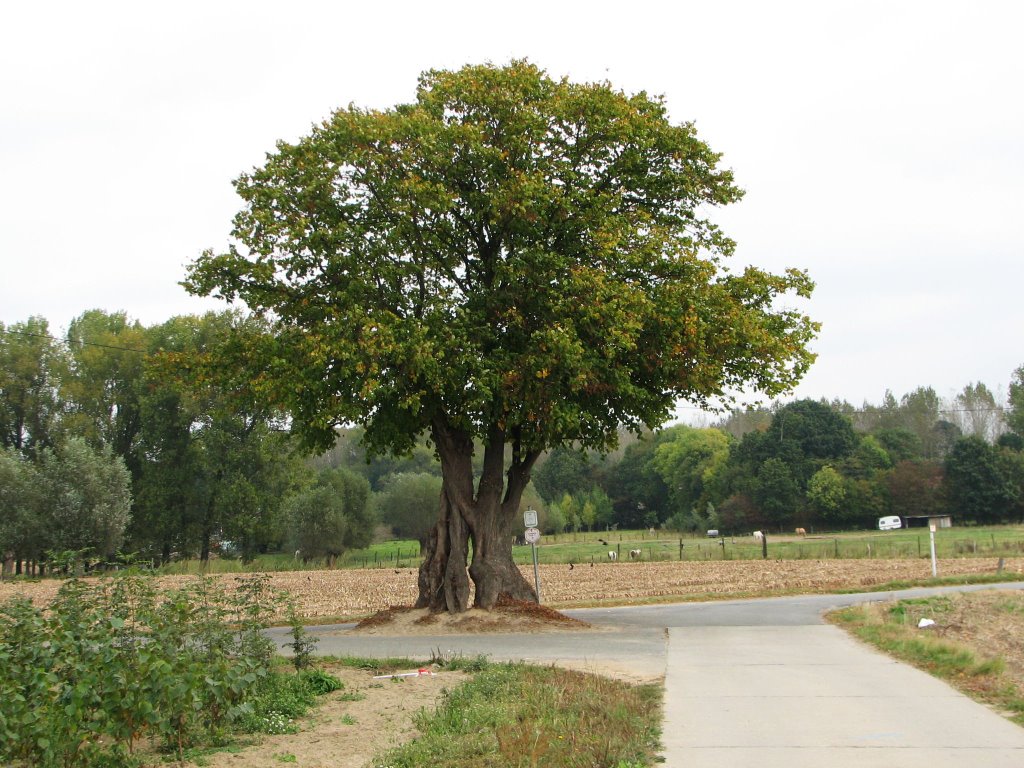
[0,327,147,355]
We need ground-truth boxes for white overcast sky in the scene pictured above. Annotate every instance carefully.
[2,0,1021,414]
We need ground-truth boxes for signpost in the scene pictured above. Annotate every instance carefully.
[524,509,542,603]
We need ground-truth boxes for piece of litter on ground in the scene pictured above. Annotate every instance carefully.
[918,618,936,628]
[372,668,436,679]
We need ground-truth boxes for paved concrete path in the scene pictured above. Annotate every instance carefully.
[662,623,1024,767]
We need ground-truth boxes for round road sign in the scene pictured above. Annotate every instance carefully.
[524,527,541,544]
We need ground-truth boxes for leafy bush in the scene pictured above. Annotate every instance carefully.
[300,668,344,695]
[0,571,283,767]
[237,668,344,734]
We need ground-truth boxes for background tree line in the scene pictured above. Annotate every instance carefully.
[0,311,371,575]
[527,382,1024,535]
[3,311,1024,576]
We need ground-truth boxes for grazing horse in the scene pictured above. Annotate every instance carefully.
[607,550,617,561]
[795,527,807,537]
[629,549,642,559]
[752,530,764,541]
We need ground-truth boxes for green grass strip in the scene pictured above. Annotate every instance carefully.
[373,662,661,768]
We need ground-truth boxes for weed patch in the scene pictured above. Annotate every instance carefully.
[372,663,661,767]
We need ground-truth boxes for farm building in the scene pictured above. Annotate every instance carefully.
[904,514,953,529]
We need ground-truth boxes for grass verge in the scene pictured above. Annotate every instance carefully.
[833,571,1024,594]
[372,661,662,768]
[829,596,1024,726]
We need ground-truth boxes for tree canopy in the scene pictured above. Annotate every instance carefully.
[184,61,818,610]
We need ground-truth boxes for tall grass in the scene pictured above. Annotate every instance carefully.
[373,662,661,768]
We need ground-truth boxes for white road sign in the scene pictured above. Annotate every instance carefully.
[523,509,538,528]
[524,527,541,544]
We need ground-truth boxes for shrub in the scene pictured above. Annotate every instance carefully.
[0,571,283,767]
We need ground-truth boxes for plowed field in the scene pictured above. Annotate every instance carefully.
[3,557,1021,620]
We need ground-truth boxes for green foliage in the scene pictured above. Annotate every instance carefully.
[0,448,43,567]
[61,310,146,462]
[133,311,301,565]
[0,572,283,767]
[37,437,132,560]
[552,486,616,532]
[665,501,719,534]
[806,466,846,519]
[299,668,344,695]
[1008,365,1024,439]
[286,467,373,566]
[873,427,924,463]
[0,316,64,459]
[754,458,799,527]
[238,673,315,735]
[543,499,568,534]
[887,460,946,519]
[944,436,1019,524]
[532,447,596,503]
[762,400,858,481]
[286,606,319,671]
[373,471,442,543]
[184,58,816,462]
[652,425,731,521]
[603,433,672,527]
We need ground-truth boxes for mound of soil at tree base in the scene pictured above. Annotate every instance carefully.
[352,596,591,635]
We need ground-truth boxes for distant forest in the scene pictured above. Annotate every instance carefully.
[3,311,1023,575]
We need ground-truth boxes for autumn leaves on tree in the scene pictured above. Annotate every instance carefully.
[184,61,817,611]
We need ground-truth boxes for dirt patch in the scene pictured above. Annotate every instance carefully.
[907,589,1024,690]
[353,596,589,635]
[180,663,466,768]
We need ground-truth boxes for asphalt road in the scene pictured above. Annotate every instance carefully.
[269,581,1024,766]
[268,581,1024,675]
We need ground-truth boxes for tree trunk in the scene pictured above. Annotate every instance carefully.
[416,416,541,612]
[416,485,472,611]
[200,525,211,565]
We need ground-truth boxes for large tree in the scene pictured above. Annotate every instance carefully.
[37,437,132,562]
[184,61,817,611]
[944,436,1018,524]
[133,313,297,563]
[652,425,731,520]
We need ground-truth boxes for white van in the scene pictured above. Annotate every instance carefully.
[878,515,902,531]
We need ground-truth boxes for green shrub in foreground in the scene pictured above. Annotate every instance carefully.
[0,572,283,767]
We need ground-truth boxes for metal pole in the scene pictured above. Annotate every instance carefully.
[531,542,542,604]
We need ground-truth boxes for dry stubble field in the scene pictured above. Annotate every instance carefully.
[2,557,1022,620]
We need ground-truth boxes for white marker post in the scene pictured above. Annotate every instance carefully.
[524,509,542,603]
[929,523,938,577]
